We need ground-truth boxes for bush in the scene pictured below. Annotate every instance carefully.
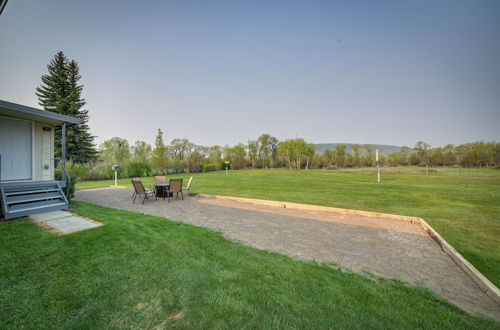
[79,162,115,181]
[126,161,152,177]
[200,163,217,172]
[67,161,87,179]
[168,159,186,174]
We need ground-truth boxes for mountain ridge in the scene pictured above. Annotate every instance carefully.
[314,143,401,155]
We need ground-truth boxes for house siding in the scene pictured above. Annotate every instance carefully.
[33,122,54,181]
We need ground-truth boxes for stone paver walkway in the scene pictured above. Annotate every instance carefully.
[75,188,500,321]
[30,210,102,234]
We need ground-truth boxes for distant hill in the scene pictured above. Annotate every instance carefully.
[314,143,402,155]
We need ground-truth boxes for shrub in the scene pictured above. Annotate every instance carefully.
[126,161,152,177]
[168,159,186,174]
[68,161,87,179]
[200,163,217,172]
[79,162,115,181]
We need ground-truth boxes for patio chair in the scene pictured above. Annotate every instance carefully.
[155,175,167,198]
[132,178,157,204]
[155,176,166,184]
[183,177,194,192]
[166,178,183,202]
[131,177,140,200]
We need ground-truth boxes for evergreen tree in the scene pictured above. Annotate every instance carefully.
[36,51,97,163]
[152,129,168,174]
[36,51,70,114]
[67,59,97,162]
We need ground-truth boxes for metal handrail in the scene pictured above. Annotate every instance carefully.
[54,158,71,197]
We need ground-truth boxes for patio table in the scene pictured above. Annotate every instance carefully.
[154,184,171,200]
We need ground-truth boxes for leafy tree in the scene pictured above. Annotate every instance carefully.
[36,51,97,163]
[351,144,363,166]
[268,136,279,167]
[363,144,376,166]
[247,140,259,168]
[441,144,456,165]
[493,142,500,165]
[400,146,412,165]
[169,138,191,160]
[387,152,404,165]
[186,145,208,173]
[277,138,314,170]
[152,129,168,173]
[132,141,152,163]
[180,141,198,173]
[256,134,279,168]
[322,149,336,167]
[208,146,223,168]
[304,143,316,169]
[335,144,347,167]
[292,139,306,169]
[100,137,130,165]
[414,141,431,165]
[456,141,496,166]
[278,140,295,170]
[224,144,247,169]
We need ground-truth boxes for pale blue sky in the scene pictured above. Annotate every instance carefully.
[1,0,499,147]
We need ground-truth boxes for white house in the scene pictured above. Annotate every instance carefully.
[0,100,81,220]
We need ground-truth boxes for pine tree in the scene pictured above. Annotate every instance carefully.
[36,51,70,114]
[152,129,168,174]
[36,51,97,163]
[67,60,97,162]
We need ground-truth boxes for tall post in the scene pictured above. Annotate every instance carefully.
[376,149,380,183]
[61,123,67,185]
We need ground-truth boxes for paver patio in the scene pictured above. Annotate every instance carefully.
[75,187,500,320]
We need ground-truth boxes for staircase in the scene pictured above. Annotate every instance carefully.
[0,181,68,220]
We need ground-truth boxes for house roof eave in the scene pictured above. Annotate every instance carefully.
[0,99,82,126]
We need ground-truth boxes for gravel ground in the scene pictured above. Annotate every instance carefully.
[75,188,500,320]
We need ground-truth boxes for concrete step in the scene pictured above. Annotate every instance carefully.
[5,188,59,196]
[8,200,67,214]
[6,192,63,205]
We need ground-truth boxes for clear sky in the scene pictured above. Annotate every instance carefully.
[1,0,499,148]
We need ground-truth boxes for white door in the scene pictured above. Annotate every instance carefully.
[0,118,33,180]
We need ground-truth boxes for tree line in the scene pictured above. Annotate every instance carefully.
[74,131,499,180]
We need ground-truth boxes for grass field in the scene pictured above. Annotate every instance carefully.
[1,202,497,328]
[76,166,500,288]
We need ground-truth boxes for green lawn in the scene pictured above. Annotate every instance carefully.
[0,202,497,328]
[76,167,500,288]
